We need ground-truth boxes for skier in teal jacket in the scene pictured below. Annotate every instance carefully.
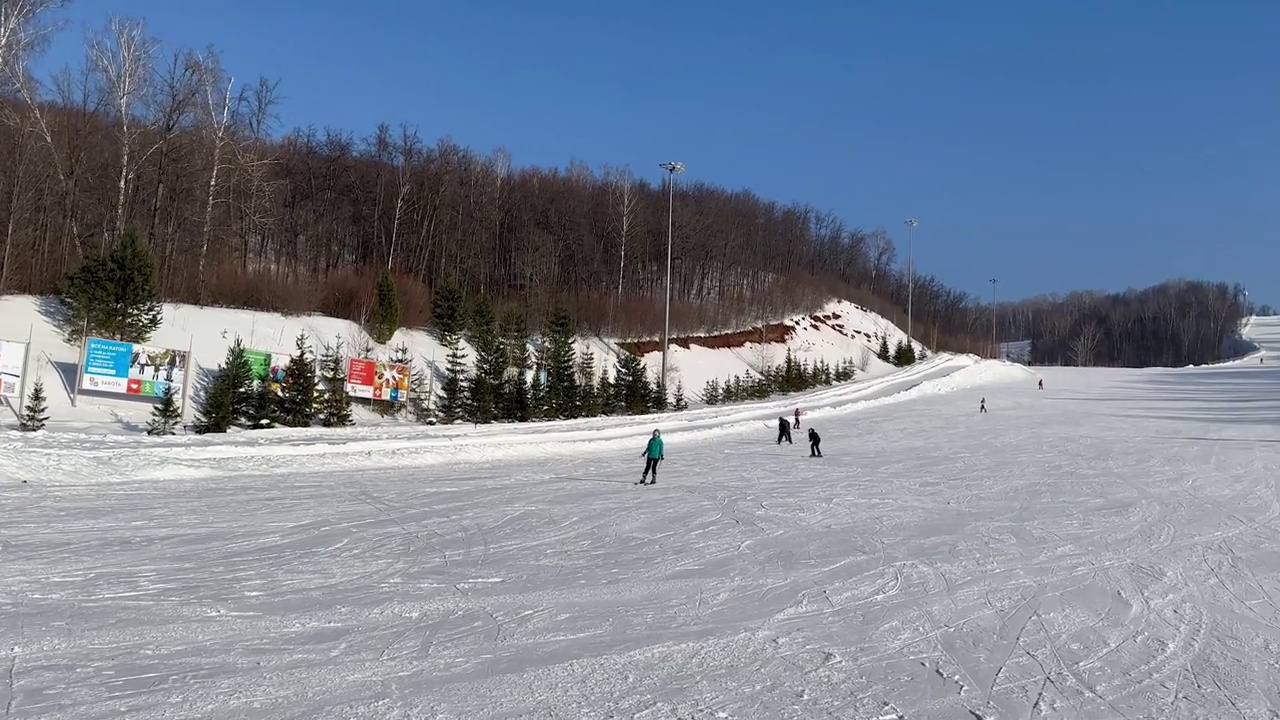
[639,429,664,484]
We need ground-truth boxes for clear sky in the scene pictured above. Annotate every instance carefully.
[34,0,1280,306]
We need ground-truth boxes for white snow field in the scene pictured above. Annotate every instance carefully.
[3,320,1279,719]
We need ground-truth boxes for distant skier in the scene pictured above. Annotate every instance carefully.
[1038,378,1043,390]
[808,428,822,457]
[777,416,793,445]
[794,408,802,429]
[638,429,664,485]
[979,397,987,413]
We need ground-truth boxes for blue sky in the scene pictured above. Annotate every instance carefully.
[35,0,1280,306]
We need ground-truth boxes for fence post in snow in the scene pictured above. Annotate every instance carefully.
[179,335,194,422]
[71,318,88,408]
[17,323,33,416]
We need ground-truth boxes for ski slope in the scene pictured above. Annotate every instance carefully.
[4,322,1280,718]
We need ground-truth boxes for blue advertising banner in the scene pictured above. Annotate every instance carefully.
[79,337,188,398]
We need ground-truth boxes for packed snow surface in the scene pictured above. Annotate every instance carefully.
[3,321,1280,718]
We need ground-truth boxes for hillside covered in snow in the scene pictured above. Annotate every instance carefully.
[0,294,925,435]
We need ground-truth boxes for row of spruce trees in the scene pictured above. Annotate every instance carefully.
[18,238,879,433]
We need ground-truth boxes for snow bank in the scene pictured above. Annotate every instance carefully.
[0,294,929,436]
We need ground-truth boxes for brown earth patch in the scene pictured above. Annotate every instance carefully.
[618,322,796,355]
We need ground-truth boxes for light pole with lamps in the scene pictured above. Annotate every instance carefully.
[658,161,684,389]
[904,219,917,342]
[989,277,999,359]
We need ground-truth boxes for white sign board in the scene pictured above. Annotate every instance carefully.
[0,339,26,399]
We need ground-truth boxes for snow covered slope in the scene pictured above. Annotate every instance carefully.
[0,294,920,434]
[4,321,1280,717]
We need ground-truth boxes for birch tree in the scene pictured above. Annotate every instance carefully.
[89,15,158,243]
[194,47,236,301]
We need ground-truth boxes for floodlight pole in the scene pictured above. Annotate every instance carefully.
[989,277,999,359]
[904,219,917,343]
[658,161,684,389]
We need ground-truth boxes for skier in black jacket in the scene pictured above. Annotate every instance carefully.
[777,416,793,444]
[808,428,822,457]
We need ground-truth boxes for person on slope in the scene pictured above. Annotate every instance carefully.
[979,397,987,413]
[794,407,802,429]
[638,429,664,485]
[1038,378,1044,390]
[808,427,822,457]
[777,416,793,445]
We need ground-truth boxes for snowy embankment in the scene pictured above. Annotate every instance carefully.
[0,294,920,435]
[0,353,1023,485]
[4,321,1280,717]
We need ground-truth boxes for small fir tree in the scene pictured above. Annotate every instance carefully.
[613,352,652,415]
[220,337,255,425]
[370,269,401,343]
[58,230,163,344]
[317,338,353,427]
[465,296,504,424]
[651,379,669,412]
[876,335,892,363]
[575,348,599,417]
[146,384,183,435]
[406,353,435,423]
[498,309,532,422]
[18,378,49,431]
[596,365,617,415]
[245,380,277,429]
[672,380,688,411]
[701,378,721,406]
[277,332,318,428]
[432,281,468,424]
[528,361,547,420]
[193,371,233,434]
[541,307,579,419]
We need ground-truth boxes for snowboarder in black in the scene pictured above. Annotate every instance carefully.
[777,416,793,444]
[808,428,822,457]
[979,397,987,413]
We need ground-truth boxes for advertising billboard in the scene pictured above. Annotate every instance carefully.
[80,337,188,398]
[0,339,26,399]
[346,357,410,402]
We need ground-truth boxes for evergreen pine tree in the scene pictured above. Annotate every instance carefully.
[317,338,354,427]
[432,280,468,424]
[18,378,49,431]
[146,384,183,435]
[370,269,401,343]
[596,365,617,415]
[528,362,547,419]
[465,296,504,424]
[877,335,892,363]
[406,354,436,424]
[541,307,579,419]
[277,332,318,428]
[193,371,233,434]
[220,337,255,426]
[672,380,688,411]
[58,230,163,344]
[497,309,531,422]
[701,378,721,406]
[903,342,918,365]
[892,339,910,367]
[575,348,599,417]
[246,380,277,429]
[613,352,652,414]
[650,379,669,412]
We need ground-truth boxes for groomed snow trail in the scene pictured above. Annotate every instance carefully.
[5,324,1280,718]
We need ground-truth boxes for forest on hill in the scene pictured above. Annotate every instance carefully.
[0,4,1253,367]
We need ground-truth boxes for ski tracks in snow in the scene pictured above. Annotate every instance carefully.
[8,349,1280,716]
